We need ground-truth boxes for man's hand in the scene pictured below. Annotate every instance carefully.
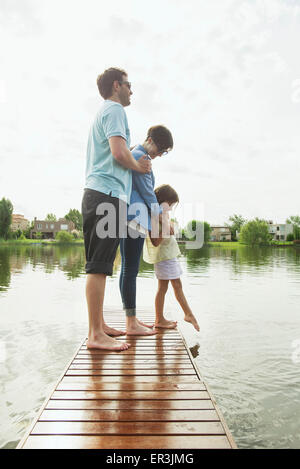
[135,154,151,174]
[109,137,152,173]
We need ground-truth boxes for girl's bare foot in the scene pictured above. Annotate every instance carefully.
[184,313,200,331]
[87,332,131,351]
[155,318,177,329]
[103,324,126,336]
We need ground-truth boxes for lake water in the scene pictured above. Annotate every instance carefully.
[0,244,300,449]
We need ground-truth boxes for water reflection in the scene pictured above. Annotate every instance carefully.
[0,249,11,292]
[189,343,200,358]
[2,245,299,291]
[0,245,86,287]
[180,244,210,271]
[179,244,300,276]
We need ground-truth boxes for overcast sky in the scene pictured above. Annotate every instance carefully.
[0,0,299,226]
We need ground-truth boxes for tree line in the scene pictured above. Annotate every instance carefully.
[181,214,300,246]
[0,197,83,241]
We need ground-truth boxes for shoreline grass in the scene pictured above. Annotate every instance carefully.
[0,239,84,246]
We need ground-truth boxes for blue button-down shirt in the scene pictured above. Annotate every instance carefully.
[127,144,162,231]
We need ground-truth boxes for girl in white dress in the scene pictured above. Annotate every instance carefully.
[143,184,200,331]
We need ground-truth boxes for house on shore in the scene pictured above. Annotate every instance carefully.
[11,214,30,232]
[267,221,293,241]
[30,218,75,239]
[210,226,232,242]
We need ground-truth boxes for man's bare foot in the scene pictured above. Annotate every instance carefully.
[126,321,157,336]
[87,332,131,351]
[137,319,154,329]
[184,313,200,331]
[155,317,177,329]
[103,324,126,336]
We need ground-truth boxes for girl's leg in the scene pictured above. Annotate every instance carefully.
[155,279,177,329]
[170,278,200,331]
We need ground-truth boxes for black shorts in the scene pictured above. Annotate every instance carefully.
[81,188,127,275]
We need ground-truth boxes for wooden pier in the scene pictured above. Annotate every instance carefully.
[18,311,236,449]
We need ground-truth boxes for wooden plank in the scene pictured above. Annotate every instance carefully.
[57,379,205,391]
[72,359,192,365]
[59,375,202,384]
[32,421,225,435]
[51,390,210,400]
[46,399,215,410]
[39,409,219,422]
[23,435,231,449]
[65,369,196,376]
[69,363,194,370]
[77,350,187,355]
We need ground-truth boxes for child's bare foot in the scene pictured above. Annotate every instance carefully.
[87,332,131,351]
[103,324,126,336]
[137,319,154,328]
[184,313,200,331]
[126,320,157,336]
[155,318,177,329]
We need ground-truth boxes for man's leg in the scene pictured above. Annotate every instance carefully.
[82,189,130,350]
[86,273,130,350]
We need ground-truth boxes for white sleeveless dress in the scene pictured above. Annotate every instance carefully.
[143,235,182,280]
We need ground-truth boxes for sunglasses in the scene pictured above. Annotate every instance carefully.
[118,80,132,90]
[158,150,169,156]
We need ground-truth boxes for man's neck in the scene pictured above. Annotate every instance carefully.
[107,95,122,105]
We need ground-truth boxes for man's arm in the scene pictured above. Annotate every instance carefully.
[109,136,151,174]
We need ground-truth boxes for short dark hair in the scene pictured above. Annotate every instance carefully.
[147,125,173,152]
[96,67,127,99]
[154,184,179,205]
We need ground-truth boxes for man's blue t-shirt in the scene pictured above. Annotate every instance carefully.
[85,100,131,203]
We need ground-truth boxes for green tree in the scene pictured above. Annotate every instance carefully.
[185,220,211,244]
[65,209,83,231]
[225,214,246,241]
[239,218,271,246]
[45,213,57,221]
[286,215,300,240]
[23,221,34,239]
[56,231,74,243]
[0,198,13,239]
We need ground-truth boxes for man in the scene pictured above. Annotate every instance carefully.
[82,67,151,351]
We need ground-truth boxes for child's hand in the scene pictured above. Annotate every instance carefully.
[169,222,175,235]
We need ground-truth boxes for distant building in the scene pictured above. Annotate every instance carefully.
[11,214,30,232]
[210,226,231,242]
[30,218,75,239]
[267,221,293,241]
